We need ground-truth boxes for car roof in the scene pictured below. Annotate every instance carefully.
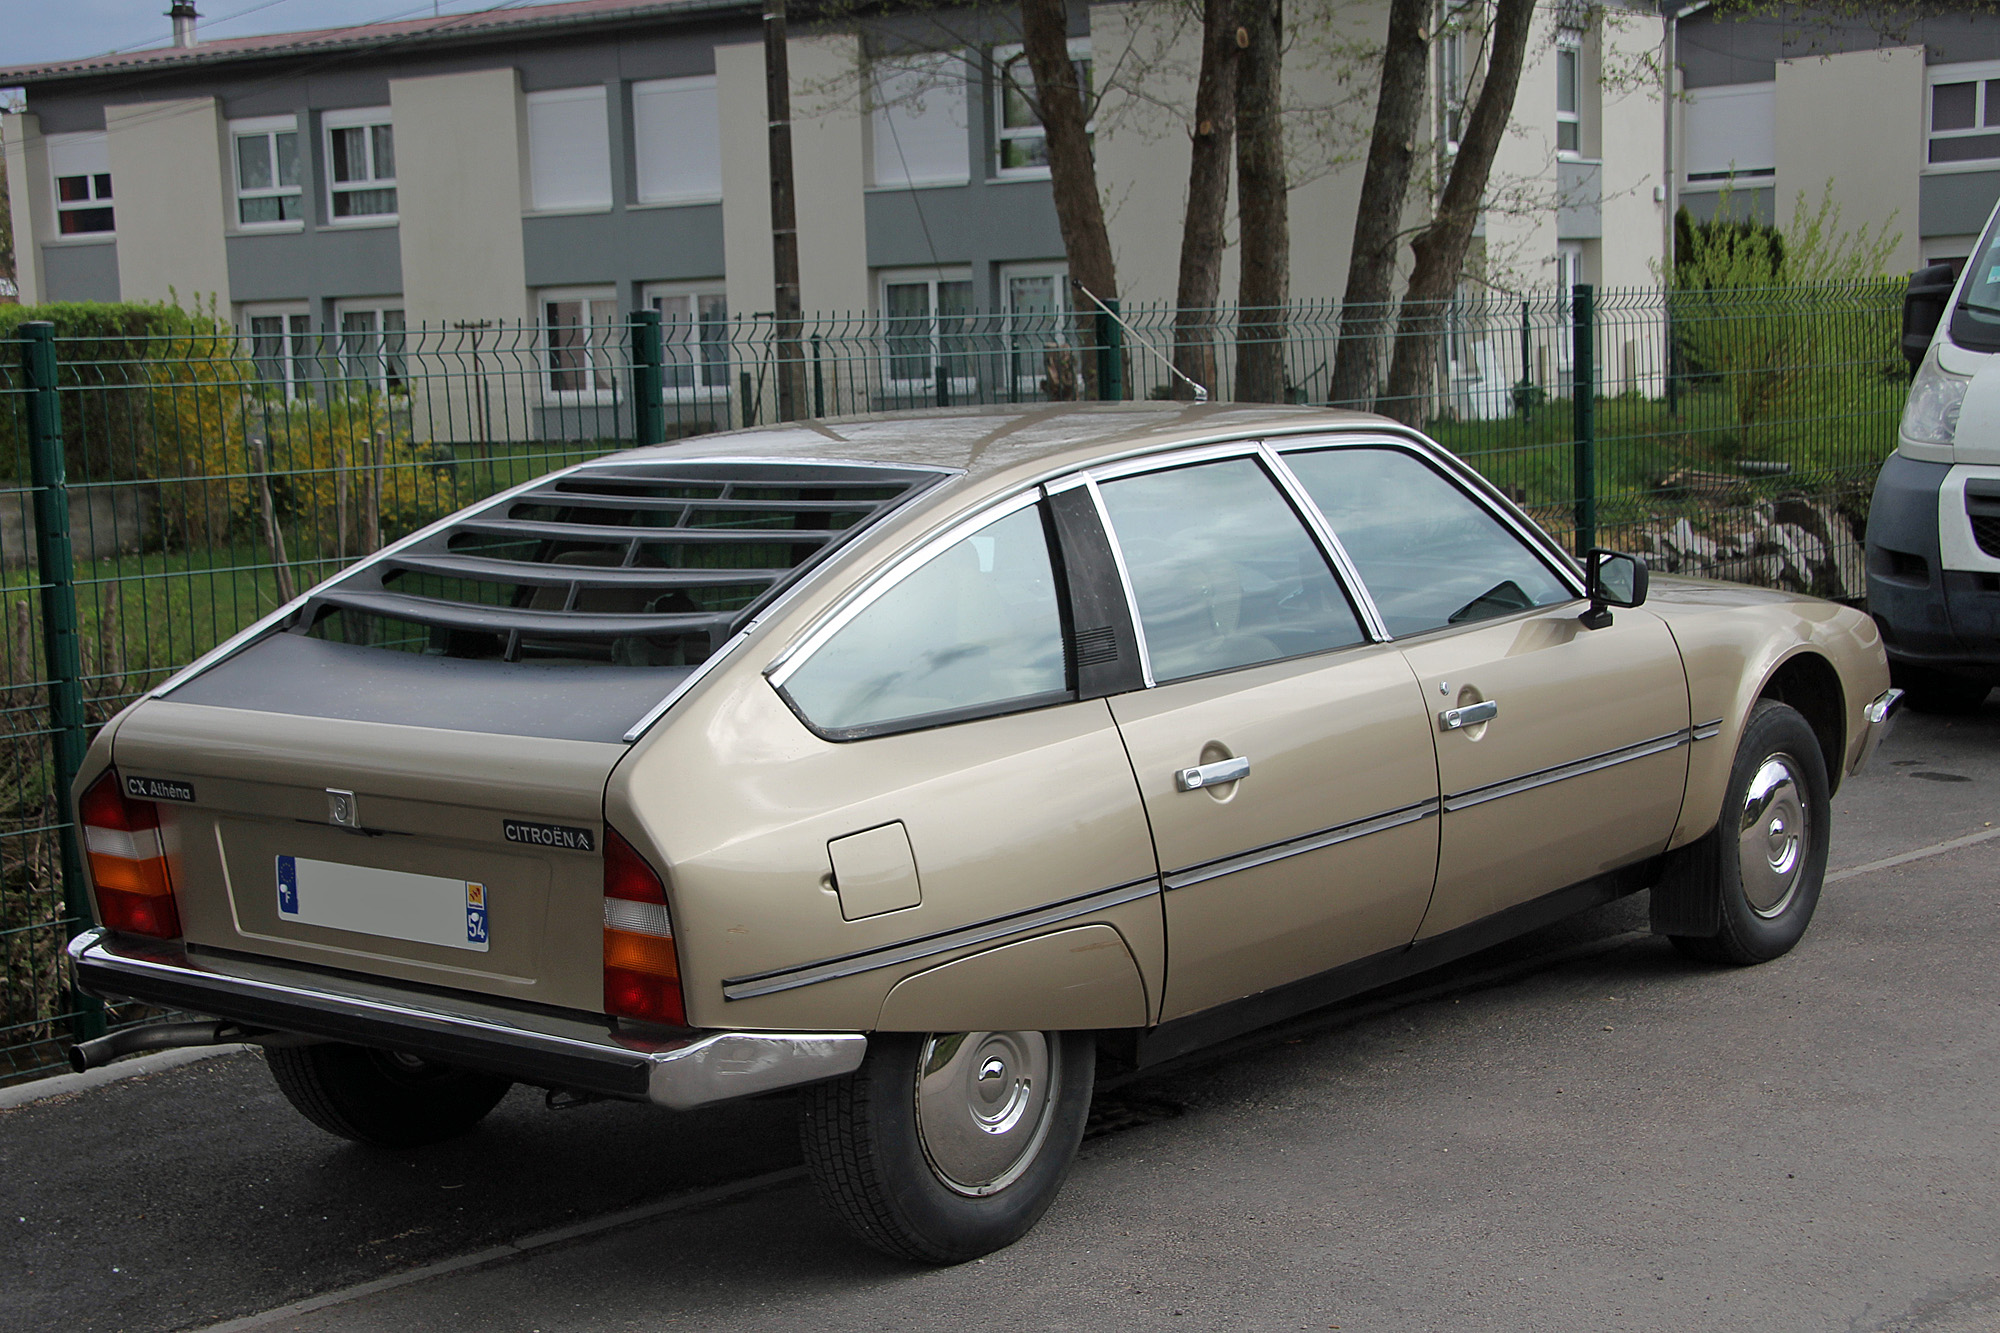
[611,403,1398,482]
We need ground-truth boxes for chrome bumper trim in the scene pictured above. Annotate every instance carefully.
[66,929,865,1110]
[1854,687,1905,773]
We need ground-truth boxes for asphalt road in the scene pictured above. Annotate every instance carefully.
[3,697,1996,1333]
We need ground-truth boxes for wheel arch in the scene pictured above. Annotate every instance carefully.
[1755,649,1847,794]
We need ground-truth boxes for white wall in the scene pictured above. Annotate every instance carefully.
[106,97,232,308]
[3,113,48,305]
[389,66,530,327]
[1775,45,1923,275]
[1598,10,1667,292]
[1483,22,1563,294]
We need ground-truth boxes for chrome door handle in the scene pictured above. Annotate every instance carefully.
[1176,756,1250,791]
[1439,700,1498,731]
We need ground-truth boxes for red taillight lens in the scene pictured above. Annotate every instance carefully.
[79,770,182,939]
[602,826,683,1026]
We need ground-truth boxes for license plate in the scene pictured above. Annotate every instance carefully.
[276,855,490,952]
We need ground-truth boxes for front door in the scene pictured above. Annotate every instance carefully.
[1089,451,1442,1021]
[1278,442,1689,938]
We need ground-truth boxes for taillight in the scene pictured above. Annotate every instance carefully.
[602,826,684,1026]
[79,771,182,939]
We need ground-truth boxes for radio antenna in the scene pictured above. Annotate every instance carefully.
[1074,283,1209,404]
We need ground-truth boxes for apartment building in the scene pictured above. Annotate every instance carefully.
[5,0,1997,420]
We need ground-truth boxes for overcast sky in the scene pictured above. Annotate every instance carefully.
[2,0,509,68]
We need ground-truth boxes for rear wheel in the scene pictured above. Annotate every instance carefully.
[1669,699,1830,965]
[266,1043,512,1148]
[799,1030,1094,1264]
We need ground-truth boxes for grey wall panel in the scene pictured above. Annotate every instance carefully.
[1920,172,2000,239]
[1680,187,1775,227]
[1680,12,2000,89]
[522,204,726,289]
[226,224,404,303]
[1557,159,1603,240]
[865,183,1063,269]
[23,97,105,133]
[39,242,120,301]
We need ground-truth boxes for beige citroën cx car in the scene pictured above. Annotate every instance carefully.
[67,404,1897,1262]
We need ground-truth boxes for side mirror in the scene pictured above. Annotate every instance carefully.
[1580,548,1648,630]
[1904,262,1957,371]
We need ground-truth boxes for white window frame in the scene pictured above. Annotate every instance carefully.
[230,114,303,231]
[869,50,972,189]
[525,86,613,214]
[539,287,621,402]
[992,38,1092,181]
[641,281,731,402]
[334,300,408,395]
[631,75,723,206]
[48,131,114,239]
[999,262,1069,396]
[1555,32,1582,159]
[242,304,316,401]
[323,106,396,225]
[1440,29,1468,155]
[1927,59,2000,175]
[878,267,978,394]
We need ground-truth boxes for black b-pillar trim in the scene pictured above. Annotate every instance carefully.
[1046,486,1147,699]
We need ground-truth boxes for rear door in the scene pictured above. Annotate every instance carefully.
[1087,447,1441,1021]
[1278,440,1689,939]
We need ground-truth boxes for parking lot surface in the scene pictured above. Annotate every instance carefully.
[3,699,1996,1333]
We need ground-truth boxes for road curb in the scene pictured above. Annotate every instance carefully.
[0,1044,254,1112]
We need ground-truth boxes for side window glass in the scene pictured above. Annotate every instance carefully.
[1282,447,1571,637]
[1097,457,1365,683]
[780,505,1068,735]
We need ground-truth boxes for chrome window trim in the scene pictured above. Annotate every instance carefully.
[1257,442,1391,642]
[1164,797,1438,891]
[764,487,1047,690]
[722,876,1160,1000]
[1441,726,1691,813]
[1267,433,1588,606]
[1080,474,1156,688]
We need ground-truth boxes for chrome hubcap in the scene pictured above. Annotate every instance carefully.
[914,1031,1057,1196]
[1738,755,1808,917]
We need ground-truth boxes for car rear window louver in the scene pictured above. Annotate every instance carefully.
[299,461,945,668]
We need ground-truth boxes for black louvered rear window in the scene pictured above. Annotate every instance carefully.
[298,460,944,668]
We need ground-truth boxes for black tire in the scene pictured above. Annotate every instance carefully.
[1669,699,1831,966]
[266,1043,512,1149]
[1892,664,1992,716]
[799,1030,1094,1264]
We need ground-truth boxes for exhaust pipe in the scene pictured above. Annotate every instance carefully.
[66,1020,250,1073]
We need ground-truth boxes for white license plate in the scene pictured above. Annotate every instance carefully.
[276,855,490,952]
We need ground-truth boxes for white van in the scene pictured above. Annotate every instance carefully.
[1865,209,2000,713]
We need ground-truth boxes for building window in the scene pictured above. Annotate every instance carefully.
[245,308,315,399]
[1555,34,1581,156]
[642,284,730,397]
[1681,81,1775,186]
[48,132,113,236]
[542,290,619,397]
[232,116,302,227]
[1440,29,1468,152]
[526,86,612,212]
[870,51,970,188]
[1001,264,1067,394]
[632,76,722,204]
[881,269,974,389]
[993,40,1091,178]
[325,107,395,221]
[1929,62,2000,167]
[337,303,407,393]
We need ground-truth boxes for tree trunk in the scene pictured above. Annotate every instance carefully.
[1233,0,1288,403]
[1380,0,1535,426]
[1022,0,1117,395]
[1327,0,1429,409]
[1171,0,1243,400]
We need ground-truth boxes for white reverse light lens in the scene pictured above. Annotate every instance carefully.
[1901,346,1970,447]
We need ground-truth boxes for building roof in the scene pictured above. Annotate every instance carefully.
[0,0,751,88]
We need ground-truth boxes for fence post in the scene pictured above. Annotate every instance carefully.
[21,322,103,1042]
[811,334,825,418]
[630,309,666,447]
[1096,300,1124,402]
[1571,284,1596,555]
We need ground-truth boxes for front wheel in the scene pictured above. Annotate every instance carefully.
[1669,699,1831,965]
[799,1030,1094,1263]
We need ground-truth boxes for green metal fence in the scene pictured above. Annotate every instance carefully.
[0,279,1906,1083]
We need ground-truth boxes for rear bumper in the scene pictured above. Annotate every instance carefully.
[67,929,865,1110]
